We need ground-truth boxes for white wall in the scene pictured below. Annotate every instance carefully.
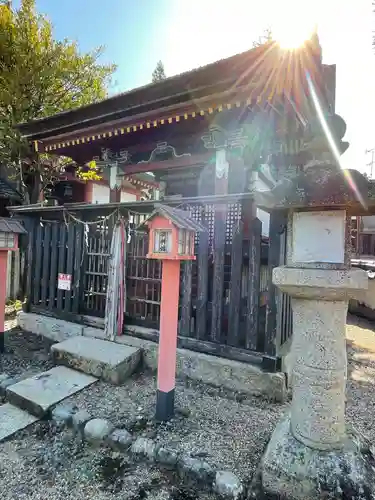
[120,191,137,202]
[257,209,270,237]
[92,184,110,204]
[361,216,375,233]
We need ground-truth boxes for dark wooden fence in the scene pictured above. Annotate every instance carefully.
[21,197,291,371]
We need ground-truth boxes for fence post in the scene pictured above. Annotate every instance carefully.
[20,216,38,311]
[263,210,287,371]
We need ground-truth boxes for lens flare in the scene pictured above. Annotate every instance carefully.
[306,71,367,209]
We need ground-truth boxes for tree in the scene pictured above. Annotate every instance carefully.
[0,0,116,203]
[252,28,273,48]
[152,60,166,82]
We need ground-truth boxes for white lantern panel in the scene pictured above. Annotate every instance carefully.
[0,232,15,248]
[154,229,172,253]
[178,229,186,254]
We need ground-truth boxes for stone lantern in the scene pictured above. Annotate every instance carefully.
[254,163,375,499]
[139,204,205,421]
[0,218,26,352]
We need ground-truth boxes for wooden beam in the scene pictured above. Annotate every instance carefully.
[122,153,212,175]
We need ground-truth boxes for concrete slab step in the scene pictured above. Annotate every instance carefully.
[51,336,141,384]
[0,403,39,442]
[7,366,97,417]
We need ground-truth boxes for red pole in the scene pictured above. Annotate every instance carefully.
[0,251,8,352]
[156,259,180,421]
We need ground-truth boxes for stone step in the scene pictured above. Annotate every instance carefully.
[0,403,39,441]
[51,336,141,384]
[7,366,97,417]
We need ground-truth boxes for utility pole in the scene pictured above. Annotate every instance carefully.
[366,148,375,178]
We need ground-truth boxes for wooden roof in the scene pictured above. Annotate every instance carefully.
[138,204,207,233]
[16,35,332,151]
[0,218,26,234]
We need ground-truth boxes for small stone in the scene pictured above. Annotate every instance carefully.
[213,471,243,499]
[192,451,209,458]
[0,373,10,384]
[155,446,178,468]
[84,418,114,445]
[178,454,215,483]
[177,407,191,418]
[107,428,133,451]
[72,410,92,434]
[131,437,156,461]
[51,404,77,427]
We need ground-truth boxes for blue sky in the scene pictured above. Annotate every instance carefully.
[18,0,375,174]
[35,0,171,92]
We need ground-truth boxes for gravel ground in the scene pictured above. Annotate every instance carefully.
[0,321,53,378]
[0,315,374,499]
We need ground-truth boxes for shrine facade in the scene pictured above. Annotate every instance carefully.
[12,36,336,371]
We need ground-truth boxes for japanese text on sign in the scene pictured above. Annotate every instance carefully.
[58,273,72,291]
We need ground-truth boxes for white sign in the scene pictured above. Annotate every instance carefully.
[292,211,346,264]
[58,273,72,291]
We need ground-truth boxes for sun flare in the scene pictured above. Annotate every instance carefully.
[271,2,318,49]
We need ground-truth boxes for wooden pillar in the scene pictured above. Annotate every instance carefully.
[84,182,93,203]
[156,259,180,421]
[263,210,286,371]
[110,188,121,203]
[211,149,228,342]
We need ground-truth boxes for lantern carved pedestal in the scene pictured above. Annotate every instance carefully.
[139,205,205,421]
[0,219,26,352]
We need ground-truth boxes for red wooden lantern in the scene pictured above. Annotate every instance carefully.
[146,206,199,261]
[139,205,205,421]
[0,218,26,352]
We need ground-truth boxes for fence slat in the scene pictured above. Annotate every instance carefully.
[210,209,226,342]
[64,224,75,313]
[56,225,67,310]
[264,211,285,357]
[33,224,43,305]
[48,223,59,310]
[246,218,262,350]
[196,217,209,339]
[72,224,84,314]
[24,218,36,308]
[41,224,51,307]
[180,261,193,337]
[228,220,243,346]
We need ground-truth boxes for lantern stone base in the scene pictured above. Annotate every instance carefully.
[259,415,375,500]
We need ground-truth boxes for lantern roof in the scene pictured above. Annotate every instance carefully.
[138,204,206,233]
[0,218,26,234]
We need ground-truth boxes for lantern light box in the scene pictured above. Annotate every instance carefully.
[140,204,205,261]
[0,218,26,251]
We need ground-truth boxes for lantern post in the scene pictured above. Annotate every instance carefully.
[0,218,26,353]
[139,205,205,421]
